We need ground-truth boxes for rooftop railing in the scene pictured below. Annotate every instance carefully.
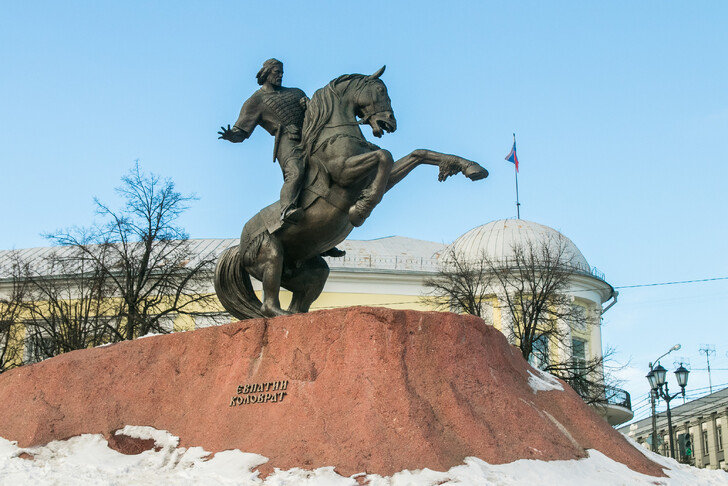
[323,254,441,271]
[322,253,607,283]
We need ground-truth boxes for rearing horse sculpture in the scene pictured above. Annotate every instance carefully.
[215,67,488,319]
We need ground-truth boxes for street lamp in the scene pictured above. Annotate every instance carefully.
[646,359,690,459]
[652,363,668,386]
[646,344,681,454]
[675,364,690,388]
[646,369,658,391]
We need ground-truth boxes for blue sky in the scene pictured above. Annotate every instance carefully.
[1,2,727,419]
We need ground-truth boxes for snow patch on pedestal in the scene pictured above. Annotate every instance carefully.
[115,425,180,449]
[528,369,565,392]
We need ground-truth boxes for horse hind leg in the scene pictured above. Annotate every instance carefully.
[282,256,330,314]
[247,232,291,318]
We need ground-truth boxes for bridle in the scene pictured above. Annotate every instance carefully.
[324,79,391,129]
[355,80,392,126]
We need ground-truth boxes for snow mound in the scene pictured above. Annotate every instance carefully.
[1,428,727,486]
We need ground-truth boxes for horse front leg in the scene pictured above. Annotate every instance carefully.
[385,149,488,192]
[282,256,330,314]
[338,149,394,227]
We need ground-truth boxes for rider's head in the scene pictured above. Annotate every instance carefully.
[257,58,283,87]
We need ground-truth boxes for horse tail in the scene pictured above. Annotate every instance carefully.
[214,245,264,320]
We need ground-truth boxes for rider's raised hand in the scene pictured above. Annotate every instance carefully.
[218,124,248,143]
[218,124,233,140]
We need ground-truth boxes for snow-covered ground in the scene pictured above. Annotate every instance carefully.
[1,426,727,486]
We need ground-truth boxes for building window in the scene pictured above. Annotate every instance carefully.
[568,338,589,397]
[572,338,587,370]
[193,313,230,329]
[718,424,723,451]
[157,315,176,333]
[480,303,494,325]
[529,334,549,370]
[24,333,54,363]
[703,430,710,458]
[570,304,587,332]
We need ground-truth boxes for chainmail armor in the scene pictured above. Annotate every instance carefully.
[263,90,306,129]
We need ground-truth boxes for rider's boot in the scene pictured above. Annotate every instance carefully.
[321,247,346,258]
[282,206,304,224]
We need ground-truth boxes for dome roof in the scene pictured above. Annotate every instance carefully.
[447,219,590,270]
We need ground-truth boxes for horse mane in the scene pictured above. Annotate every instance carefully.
[302,74,368,159]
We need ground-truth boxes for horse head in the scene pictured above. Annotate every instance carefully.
[355,66,397,138]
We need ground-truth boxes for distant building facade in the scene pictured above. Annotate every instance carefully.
[619,388,728,469]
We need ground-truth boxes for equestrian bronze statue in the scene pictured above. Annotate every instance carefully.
[215,65,488,319]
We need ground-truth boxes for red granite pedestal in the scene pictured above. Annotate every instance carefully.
[0,307,663,477]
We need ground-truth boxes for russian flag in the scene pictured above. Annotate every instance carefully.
[505,137,519,172]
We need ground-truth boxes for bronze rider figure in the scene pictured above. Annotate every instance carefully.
[219,58,344,257]
[218,58,307,224]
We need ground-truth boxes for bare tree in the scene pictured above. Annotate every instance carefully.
[17,247,118,362]
[0,254,29,372]
[486,234,583,361]
[46,163,219,341]
[422,248,493,317]
[424,234,619,404]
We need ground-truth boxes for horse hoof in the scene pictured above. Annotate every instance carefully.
[464,163,489,181]
[261,304,292,318]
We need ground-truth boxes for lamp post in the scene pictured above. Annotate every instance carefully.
[647,344,681,454]
[646,360,690,459]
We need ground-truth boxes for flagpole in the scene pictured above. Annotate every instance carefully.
[513,133,520,219]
